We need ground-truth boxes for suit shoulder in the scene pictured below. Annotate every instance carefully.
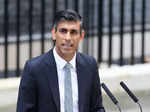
[77,52,97,65]
[25,52,49,68]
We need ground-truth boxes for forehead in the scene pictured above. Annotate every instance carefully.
[57,21,81,30]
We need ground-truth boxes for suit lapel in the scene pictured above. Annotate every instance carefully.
[76,53,88,112]
[44,49,60,112]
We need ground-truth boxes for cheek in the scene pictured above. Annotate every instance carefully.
[74,39,80,47]
[56,39,62,46]
[55,35,63,43]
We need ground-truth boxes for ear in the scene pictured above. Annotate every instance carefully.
[51,27,56,40]
[80,30,85,41]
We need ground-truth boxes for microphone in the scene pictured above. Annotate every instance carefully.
[120,81,143,112]
[101,83,122,112]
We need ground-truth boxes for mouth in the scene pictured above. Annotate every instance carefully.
[62,43,73,49]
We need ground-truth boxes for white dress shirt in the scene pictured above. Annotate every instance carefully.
[53,48,79,112]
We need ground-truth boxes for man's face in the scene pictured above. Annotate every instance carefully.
[51,21,85,61]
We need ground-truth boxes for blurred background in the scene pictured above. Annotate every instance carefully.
[0,0,150,112]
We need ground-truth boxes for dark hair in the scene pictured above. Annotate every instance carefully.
[52,9,83,31]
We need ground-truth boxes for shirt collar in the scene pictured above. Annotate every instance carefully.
[53,47,76,70]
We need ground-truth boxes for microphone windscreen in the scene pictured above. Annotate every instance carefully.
[120,81,138,103]
[101,83,118,105]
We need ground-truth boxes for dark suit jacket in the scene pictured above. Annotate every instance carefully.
[17,49,105,112]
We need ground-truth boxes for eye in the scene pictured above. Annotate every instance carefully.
[70,29,79,35]
[59,28,67,34]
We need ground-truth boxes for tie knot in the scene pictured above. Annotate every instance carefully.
[64,63,72,69]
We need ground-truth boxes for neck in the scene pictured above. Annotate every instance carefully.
[60,53,75,62]
[54,47,76,62]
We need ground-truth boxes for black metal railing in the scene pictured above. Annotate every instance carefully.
[3,0,9,78]
[0,0,150,78]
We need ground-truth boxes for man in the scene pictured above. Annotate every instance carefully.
[17,9,105,112]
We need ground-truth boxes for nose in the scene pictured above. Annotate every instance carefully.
[65,32,71,40]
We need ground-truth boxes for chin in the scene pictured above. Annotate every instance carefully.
[63,51,73,55]
[62,50,74,55]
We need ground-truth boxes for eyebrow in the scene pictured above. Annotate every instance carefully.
[59,28,79,32]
